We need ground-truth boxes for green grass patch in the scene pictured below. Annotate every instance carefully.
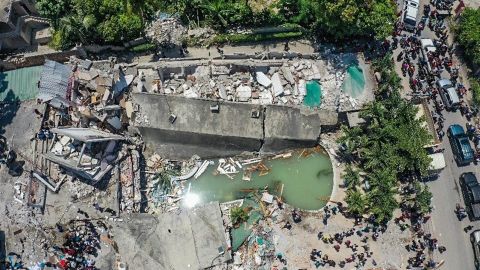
[471,78,480,106]
[130,42,156,53]
[209,31,304,46]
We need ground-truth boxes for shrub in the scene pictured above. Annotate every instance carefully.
[471,78,480,106]
[230,206,249,227]
[130,43,156,53]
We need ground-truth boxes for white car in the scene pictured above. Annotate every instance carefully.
[470,230,480,269]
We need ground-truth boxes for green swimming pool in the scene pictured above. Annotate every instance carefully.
[341,65,365,98]
[304,81,322,108]
[187,149,334,211]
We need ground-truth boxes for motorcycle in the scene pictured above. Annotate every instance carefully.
[397,51,404,62]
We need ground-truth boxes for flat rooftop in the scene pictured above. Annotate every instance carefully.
[113,202,231,269]
[133,93,264,140]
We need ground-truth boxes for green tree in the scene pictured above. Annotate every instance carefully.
[54,15,85,49]
[345,189,367,217]
[340,58,432,223]
[313,0,396,40]
[415,184,433,214]
[231,206,249,227]
[337,125,364,158]
[36,0,72,28]
[471,78,480,106]
[358,1,396,40]
[99,13,143,43]
[277,0,318,27]
[367,187,398,223]
[456,8,480,66]
[343,164,361,190]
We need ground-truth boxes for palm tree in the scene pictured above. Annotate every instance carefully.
[59,15,86,47]
[343,164,361,190]
[367,187,398,223]
[337,125,364,159]
[126,0,160,22]
[202,0,232,29]
[345,189,367,217]
[231,206,249,227]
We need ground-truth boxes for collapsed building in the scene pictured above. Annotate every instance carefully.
[113,202,231,270]
[0,49,375,269]
[0,0,50,51]
[130,55,373,158]
[43,127,125,183]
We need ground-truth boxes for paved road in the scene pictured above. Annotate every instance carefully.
[393,0,478,268]
[426,111,477,269]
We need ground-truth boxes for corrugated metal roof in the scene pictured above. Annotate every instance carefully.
[0,65,42,101]
[37,60,72,102]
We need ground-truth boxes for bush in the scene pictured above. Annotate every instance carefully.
[471,78,480,106]
[210,31,304,45]
[230,206,249,227]
[130,43,156,53]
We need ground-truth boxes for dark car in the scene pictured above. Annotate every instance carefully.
[460,173,480,221]
[448,124,474,165]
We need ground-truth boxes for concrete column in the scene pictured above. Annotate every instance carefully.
[76,143,87,167]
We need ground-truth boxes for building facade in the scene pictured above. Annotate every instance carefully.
[0,0,49,51]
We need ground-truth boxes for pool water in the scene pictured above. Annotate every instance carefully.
[188,149,334,210]
[304,81,322,108]
[341,65,365,98]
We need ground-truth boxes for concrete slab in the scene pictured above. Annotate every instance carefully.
[263,106,323,152]
[133,93,264,158]
[113,202,231,270]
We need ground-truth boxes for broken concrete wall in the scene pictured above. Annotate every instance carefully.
[132,93,264,158]
[137,127,263,158]
[262,105,322,153]
[133,93,338,158]
[0,49,82,71]
[158,65,200,80]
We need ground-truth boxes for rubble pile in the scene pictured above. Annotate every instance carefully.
[146,17,187,48]
[137,56,368,111]
[186,27,215,45]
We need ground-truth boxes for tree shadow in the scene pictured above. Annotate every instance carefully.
[138,150,148,213]
[0,70,21,137]
[0,230,5,270]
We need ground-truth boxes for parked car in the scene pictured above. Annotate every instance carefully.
[460,173,480,221]
[403,5,419,31]
[406,0,420,9]
[420,39,437,73]
[470,229,480,269]
[447,124,474,165]
[437,79,460,111]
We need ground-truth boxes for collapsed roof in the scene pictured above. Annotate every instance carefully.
[37,60,72,102]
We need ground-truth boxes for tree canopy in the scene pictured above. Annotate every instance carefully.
[338,54,432,223]
[38,0,398,48]
[312,0,396,40]
[456,8,480,66]
[37,0,156,49]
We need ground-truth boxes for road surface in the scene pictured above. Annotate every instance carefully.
[393,0,478,268]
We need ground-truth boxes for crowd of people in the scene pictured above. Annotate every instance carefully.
[392,0,458,268]
[287,0,463,269]
[282,203,390,268]
[51,218,106,270]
